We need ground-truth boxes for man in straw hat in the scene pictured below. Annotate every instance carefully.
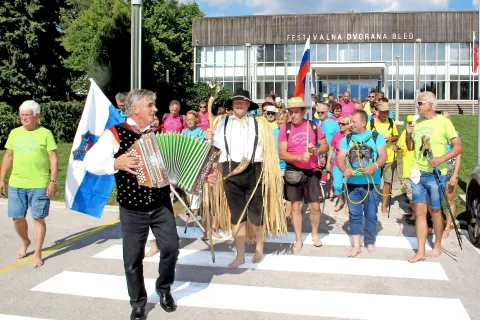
[205,88,287,270]
[279,97,329,253]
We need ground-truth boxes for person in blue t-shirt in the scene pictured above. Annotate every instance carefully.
[336,110,387,258]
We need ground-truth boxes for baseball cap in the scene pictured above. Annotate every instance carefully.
[322,93,328,98]
[265,105,277,113]
[377,102,390,112]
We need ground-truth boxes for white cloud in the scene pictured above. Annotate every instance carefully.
[244,0,448,15]
[474,0,479,8]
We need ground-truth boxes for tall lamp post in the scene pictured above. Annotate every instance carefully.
[131,0,142,90]
[414,38,422,117]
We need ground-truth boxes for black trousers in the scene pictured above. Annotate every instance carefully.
[119,204,179,308]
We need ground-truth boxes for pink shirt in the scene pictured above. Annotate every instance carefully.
[340,101,355,117]
[198,111,209,131]
[278,121,325,170]
[330,131,345,166]
[162,114,186,133]
[329,115,341,123]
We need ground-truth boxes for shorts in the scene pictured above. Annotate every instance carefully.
[410,171,447,210]
[284,166,323,203]
[8,186,50,219]
[223,162,263,226]
[382,162,397,184]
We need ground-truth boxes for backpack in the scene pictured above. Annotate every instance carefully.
[286,120,319,142]
[370,118,393,132]
[345,131,379,177]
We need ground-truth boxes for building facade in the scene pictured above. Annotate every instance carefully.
[192,11,479,105]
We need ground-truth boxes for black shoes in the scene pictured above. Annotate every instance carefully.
[130,307,146,320]
[158,291,177,313]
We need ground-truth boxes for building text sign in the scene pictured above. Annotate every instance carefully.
[287,33,415,42]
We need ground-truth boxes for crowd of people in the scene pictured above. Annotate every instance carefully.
[0,88,463,320]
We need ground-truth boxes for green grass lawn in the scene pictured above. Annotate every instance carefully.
[0,115,478,213]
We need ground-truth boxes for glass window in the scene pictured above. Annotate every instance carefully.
[426,43,436,61]
[215,46,224,66]
[256,45,265,62]
[404,81,414,99]
[450,43,459,61]
[195,65,201,81]
[382,43,392,62]
[338,44,348,62]
[223,82,233,90]
[349,43,359,61]
[275,45,285,62]
[310,44,317,62]
[235,46,244,66]
[360,44,370,61]
[196,47,204,63]
[286,45,295,62]
[404,43,414,61]
[296,44,304,62]
[318,44,327,61]
[265,45,275,62]
[234,82,244,90]
[225,46,234,66]
[420,43,425,62]
[437,81,446,100]
[329,44,337,61]
[393,43,402,60]
[450,81,459,99]
[437,43,445,61]
[371,44,381,61]
[460,43,470,62]
[206,47,214,65]
[460,81,470,99]
[264,82,275,97]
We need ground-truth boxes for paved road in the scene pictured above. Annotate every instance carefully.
[0,196,479,320]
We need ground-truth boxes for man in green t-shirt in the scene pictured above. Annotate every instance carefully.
[0,100,58,268]
[406,92,463,263]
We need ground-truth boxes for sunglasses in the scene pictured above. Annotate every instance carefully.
[266,112,276,116]
[339,122,349,126]
[199,106,207,109]
[368,96,375,98]
[417,101,430,106]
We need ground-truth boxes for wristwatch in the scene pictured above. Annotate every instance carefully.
[49,179,57,184]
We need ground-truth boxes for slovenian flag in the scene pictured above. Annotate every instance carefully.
[65,79,124,218]
[473,31,478,73]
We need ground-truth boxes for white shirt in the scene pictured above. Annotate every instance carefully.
[212,115,263,163]
[83,118,151,175]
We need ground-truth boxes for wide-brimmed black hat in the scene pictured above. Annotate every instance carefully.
[224,88,259,112]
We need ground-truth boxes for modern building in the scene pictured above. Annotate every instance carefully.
[192,11,479,113]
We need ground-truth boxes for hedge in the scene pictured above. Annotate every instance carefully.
[0,101,84,148]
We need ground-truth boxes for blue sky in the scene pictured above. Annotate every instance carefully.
[189,0,478,17]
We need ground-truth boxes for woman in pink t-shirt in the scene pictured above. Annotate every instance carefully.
[161,100,187,133]
[197,101,209,130]
[326,116,351,213]
[278,97,329,253]
[329,103,342,123]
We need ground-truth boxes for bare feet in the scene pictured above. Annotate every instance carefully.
[427,245,442,258]
[408,253,426,263]
[201,232,208,241]
[442,228,450,239]
[212,229,222,239]
[252,250,263,264]
[33,256,44,268]
[367,244,376,253]
[228,255,245,270]
[145,246,159,258]
[312,236,322,247]
[292,242,303,254]
[347,247,361,257]
[16,239,31,259]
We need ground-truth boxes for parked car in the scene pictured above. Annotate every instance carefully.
[467,166,480,248]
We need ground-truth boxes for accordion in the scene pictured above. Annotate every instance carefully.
[128,132,220,195]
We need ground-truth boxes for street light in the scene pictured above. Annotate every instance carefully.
[245,43,251,94]
[414,38,422,117]
[131,0,142,90]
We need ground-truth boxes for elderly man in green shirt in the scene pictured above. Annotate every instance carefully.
[0,100,58,268]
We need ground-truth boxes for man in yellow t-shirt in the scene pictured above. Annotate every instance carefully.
[394,127,415,220]
[366,102,398,215]
[0,100,58,269]
[406,91,463,263]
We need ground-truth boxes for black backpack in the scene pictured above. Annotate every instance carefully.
[370,118,393,132]
[286,120,319,142]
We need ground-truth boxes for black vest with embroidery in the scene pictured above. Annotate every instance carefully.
[113,123,170,212]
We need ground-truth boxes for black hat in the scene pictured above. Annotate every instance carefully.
[224,88,259,112]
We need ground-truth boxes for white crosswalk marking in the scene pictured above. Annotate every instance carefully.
[94,245,449,280]
[16,229,471,320]
[0,316,51,320]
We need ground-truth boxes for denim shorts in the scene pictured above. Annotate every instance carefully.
[410,171,447,210]
[8,186,50,219]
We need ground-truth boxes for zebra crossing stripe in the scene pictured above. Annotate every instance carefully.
[93,245,448,280]
[31,271,470,320]
[176,227,429,250]
[0,315,51,320]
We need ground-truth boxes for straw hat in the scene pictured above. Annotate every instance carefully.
[286,97,311,109]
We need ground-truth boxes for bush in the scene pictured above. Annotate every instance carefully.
[184,82,235,113]
[0,103,21,149]
[40,101,85,143]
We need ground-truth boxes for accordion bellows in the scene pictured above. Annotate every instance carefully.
[128,132,220,195]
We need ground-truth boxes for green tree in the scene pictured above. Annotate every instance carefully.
[0,0,70,107]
